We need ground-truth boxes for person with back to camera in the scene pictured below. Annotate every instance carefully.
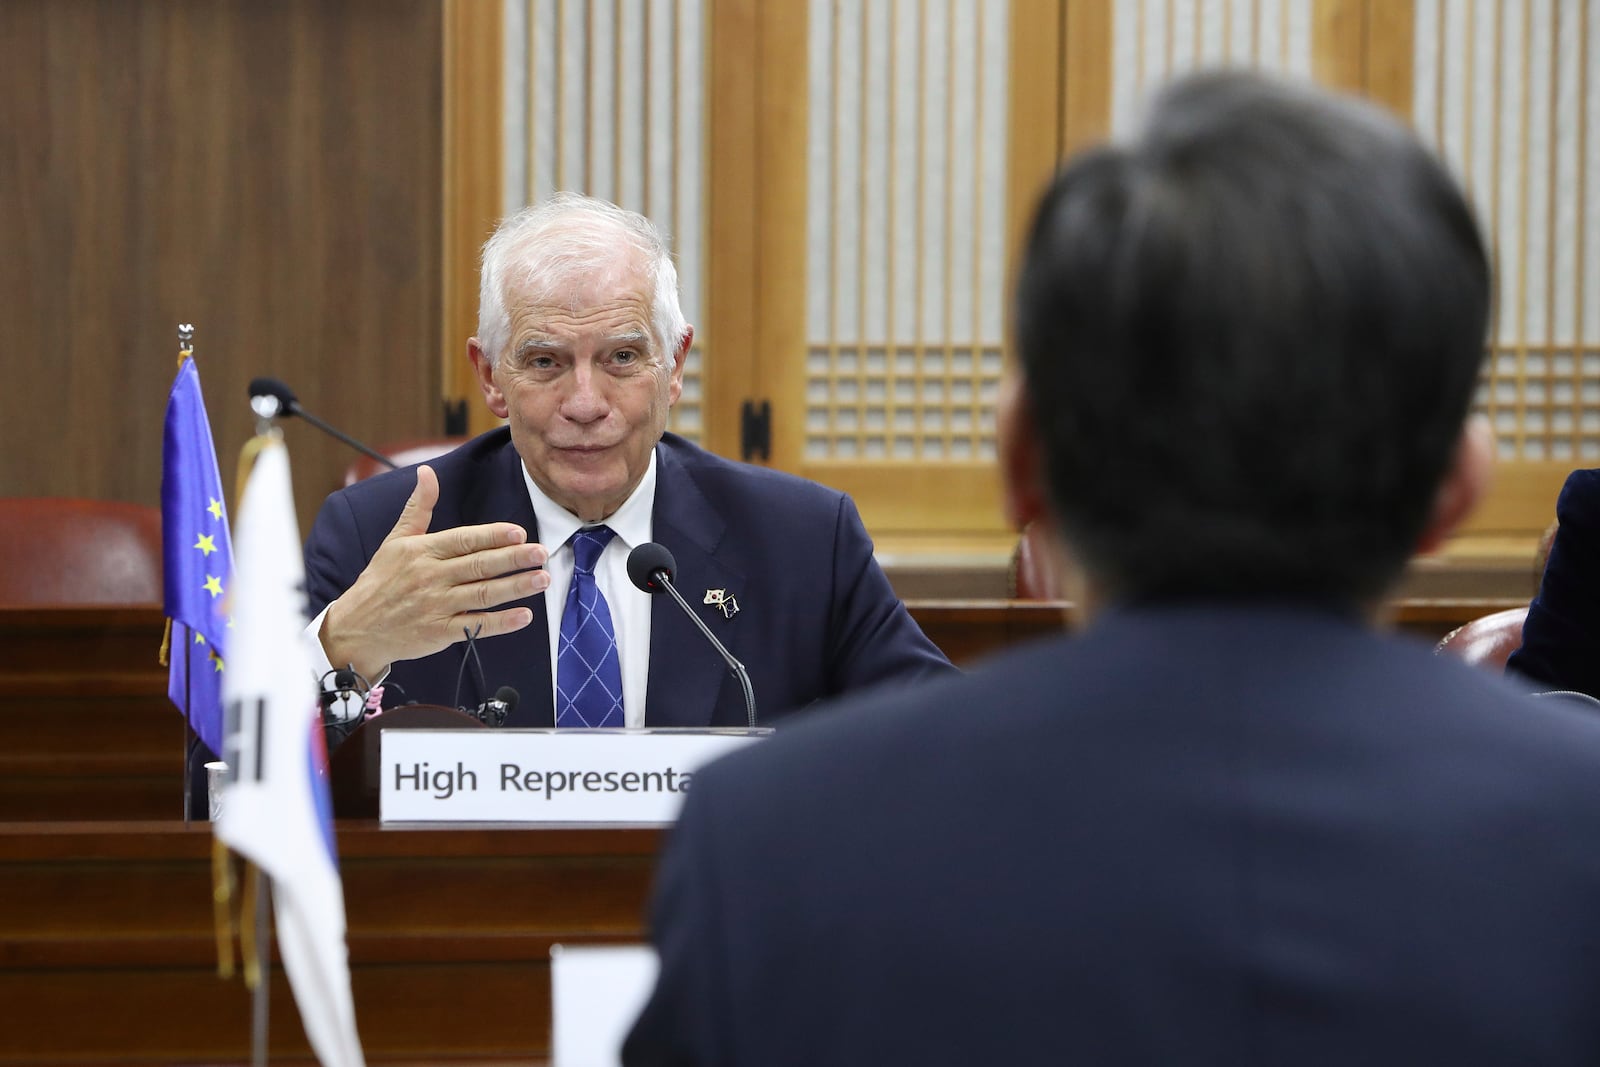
[623,71,1600,1067]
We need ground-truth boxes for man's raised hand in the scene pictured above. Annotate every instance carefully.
[319,465,549,679]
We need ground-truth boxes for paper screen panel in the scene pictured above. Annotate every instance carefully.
[502,0,706,442]
[1110,0,1315,132]
[1414,0,1600,463]
[804,0,1009,463]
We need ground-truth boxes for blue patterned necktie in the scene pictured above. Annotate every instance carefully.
[556,526,625,728]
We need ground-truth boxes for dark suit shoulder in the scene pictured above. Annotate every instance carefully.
[644,605,1600,1066]
[1554,467,1600,530]
[1560,465,1600,494]
[659,434,845,510]
[693,605,1600,828]
[325,428,518,531]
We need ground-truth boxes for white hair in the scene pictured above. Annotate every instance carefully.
[476,193,689,367]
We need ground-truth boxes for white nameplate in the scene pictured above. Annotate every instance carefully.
[379,728,770,825]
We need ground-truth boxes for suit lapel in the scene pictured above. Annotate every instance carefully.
[645,441,746,727]
[457,438,556,728]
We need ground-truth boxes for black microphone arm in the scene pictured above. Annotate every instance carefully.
[627,542,758,728]
[248,377,397,471]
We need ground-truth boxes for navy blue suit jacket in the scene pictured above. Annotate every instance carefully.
[627,605,1600,1066]
[1508,468,1600,698]
[303,429,952,727]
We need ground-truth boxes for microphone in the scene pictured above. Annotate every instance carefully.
[473,685,519,728]
[453,624,518,727]
[318,666,371,748]
[248,377,397,471]
[331,667,359,697]
[627,543,758,728]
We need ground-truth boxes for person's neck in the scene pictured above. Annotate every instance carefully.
[1076,579,1381,628]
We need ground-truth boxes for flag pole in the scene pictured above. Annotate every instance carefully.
[251,866,272,1067]
[235,427,277,1067]
[178,323,198,825]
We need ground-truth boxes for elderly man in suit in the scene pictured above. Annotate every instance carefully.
[624,72,1600,1066]
[303,193,951,727]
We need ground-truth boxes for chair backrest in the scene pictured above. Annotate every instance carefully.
[1434,605,1530,672]
[0,498,164,605]
[342,437,469,487]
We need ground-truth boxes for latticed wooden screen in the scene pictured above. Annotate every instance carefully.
[450,0,1589,540]
[501,0,708,443]
[1109,0,1315,126]
[802,0,1011,464]
[1082,0,1595,532]
[1414,0,1600,465]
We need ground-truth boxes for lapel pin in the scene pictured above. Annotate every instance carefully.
[703,588,740,619]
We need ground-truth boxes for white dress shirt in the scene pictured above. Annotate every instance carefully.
[524,453,655,728]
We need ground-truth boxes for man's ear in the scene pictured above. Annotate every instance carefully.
[666,326,694,407]
[1416,414,1493,556]
[468,338,509,420]
[998,371,1050,533]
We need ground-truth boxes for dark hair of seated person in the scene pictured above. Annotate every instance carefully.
[1013,71,1491,609]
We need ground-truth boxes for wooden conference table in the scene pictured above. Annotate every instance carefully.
[0,600,1518,822]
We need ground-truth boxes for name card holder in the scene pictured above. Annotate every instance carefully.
[379,728,771,826]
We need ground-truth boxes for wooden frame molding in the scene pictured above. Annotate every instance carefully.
[706,0,766,460]
[442,0,505,437]
[1007,0,1068,310]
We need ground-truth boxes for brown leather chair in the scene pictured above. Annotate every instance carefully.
[1434,606,1529,672]
[342,437,469,487]
[0,498,164,605]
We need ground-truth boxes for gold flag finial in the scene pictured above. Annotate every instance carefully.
[177,323,195,368]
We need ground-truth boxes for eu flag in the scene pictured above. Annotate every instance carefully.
[161,356,233,754]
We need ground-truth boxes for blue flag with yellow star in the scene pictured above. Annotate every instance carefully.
[162,355,233,755]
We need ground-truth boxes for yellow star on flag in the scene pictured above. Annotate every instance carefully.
[194,631,206,645]
[203,575,224,598]
[194,533,218,556]
[212,654,225,673]
[207,498,224,521]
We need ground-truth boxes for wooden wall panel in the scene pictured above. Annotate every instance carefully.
[1312,0,1368,95]
[442,0,504,438]
[1364,0,1414,120]
[706,0,764,461]
[0,608,184,821]
[1059,0,1113,159]
[0,0,444,535]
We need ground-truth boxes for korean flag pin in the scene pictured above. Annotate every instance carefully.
[703,588,739,620]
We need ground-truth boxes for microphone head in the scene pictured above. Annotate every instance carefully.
[493,685,519,712]
[248,377,298,418]
[332,668,359,691]
[627,542,677,594]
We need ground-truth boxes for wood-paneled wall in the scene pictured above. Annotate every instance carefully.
[0,0,445,532]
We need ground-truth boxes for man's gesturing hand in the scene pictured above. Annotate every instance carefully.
[320,465,549,679]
